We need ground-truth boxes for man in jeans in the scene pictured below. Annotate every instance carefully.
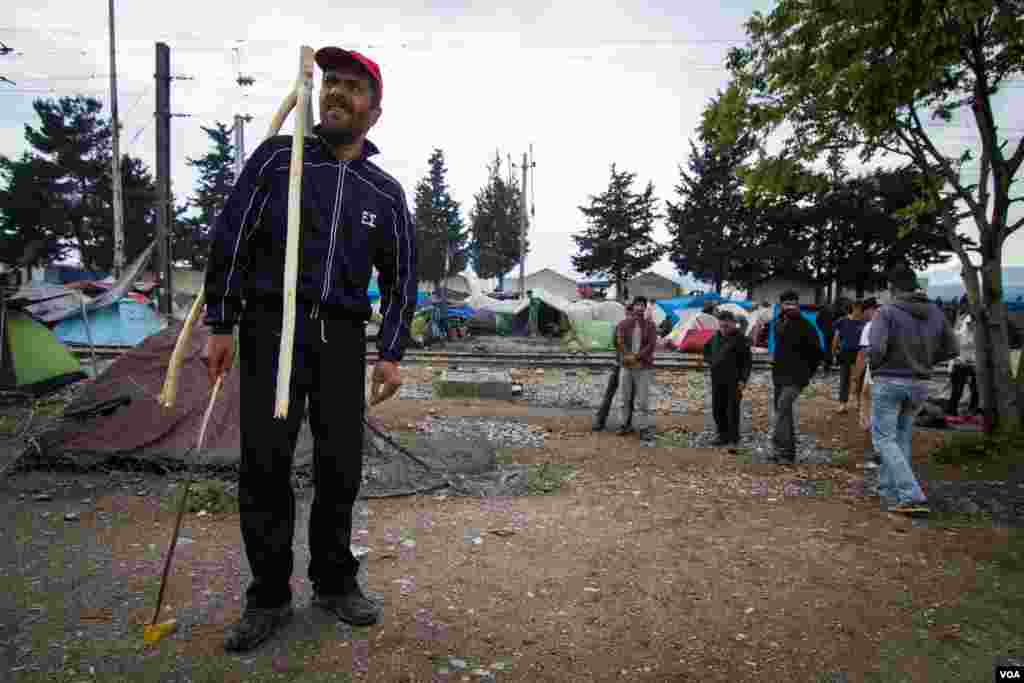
[770,291,823,463]
[615,296,658,441]
[868,264,958,516]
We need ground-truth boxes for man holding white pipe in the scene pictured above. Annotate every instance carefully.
[203,47,416,653]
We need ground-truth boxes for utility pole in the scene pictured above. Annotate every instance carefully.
[232,114,252,183]
[519,151,528,303]
[155,42,173,316]
[107,0,125,279]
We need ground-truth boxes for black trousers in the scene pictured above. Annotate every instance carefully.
[836,350,858,403]
[711,380,741,442]
[238,302,366,608]
[948,363,978,415]
[593,365,633,428]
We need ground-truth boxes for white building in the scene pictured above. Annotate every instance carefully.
[504,268,579,301]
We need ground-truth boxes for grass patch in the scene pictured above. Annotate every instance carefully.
[930,429,1024,480]
[526,462,575,495]
[163,479,238,515]
[925,510,997,529]
[867,530,1024,682]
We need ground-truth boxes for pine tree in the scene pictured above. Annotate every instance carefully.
[572,164,663,301]
[665,133,767,294]
[0,152,69,269]
[413,149,468,293]
[22,96,113,271]
[468,151,525,290]
[182,122,236,270]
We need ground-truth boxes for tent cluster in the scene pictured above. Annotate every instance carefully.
[1,243,166,397]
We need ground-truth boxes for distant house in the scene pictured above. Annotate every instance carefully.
[418,274,473,298]
[748,274,819,305]
[624,271,681,302]
[505,268,579,301]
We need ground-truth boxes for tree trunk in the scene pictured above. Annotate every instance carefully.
[963,254,1019,434]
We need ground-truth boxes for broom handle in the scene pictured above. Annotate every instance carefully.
[150,375,224,626]
[274,46,315,419]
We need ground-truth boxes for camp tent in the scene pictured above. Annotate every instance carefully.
[53,298,166,347]
[664,311,719,352]
[0,300,88,397]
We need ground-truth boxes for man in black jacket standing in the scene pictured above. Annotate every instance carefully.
[203,47,417,652]
[703,310,753,446]
[770,291,823,463]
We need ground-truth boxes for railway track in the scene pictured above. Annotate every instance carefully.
[70,344,951,375]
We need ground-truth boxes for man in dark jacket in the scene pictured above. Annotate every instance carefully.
[868,264,958,516]
[203,47,417,652]
[703,310,753,446]
[770,291,823,463]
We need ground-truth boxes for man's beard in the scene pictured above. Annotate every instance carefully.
[318,124,361,147]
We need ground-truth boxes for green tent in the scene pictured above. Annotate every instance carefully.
[1,309,87,397]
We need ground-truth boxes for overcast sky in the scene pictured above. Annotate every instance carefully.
[2,1,1022,285]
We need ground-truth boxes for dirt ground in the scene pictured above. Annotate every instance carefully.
[2,382,1022,683]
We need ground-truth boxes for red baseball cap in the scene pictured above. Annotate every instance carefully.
[314,47,383,103]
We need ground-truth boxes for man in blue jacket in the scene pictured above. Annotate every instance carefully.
[868,264,957,517]
[202,47,417,652]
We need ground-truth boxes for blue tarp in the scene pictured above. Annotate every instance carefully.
[368,288,431,308]
[655,294,755,326]
[767,304,826,354]
[53,299,167,347]
[44,266,107,285]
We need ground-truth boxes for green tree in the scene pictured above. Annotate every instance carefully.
[572,164,664,301]
[22,96,114,271]
[468,151,525,291]
[665,131,768,294]
[413,148,468,293]
[181,122,236,271]
[705,0,1024,430]
[0,152,69,270]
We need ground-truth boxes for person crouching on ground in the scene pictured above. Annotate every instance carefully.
[867,264,958,517]
[703,310,753,447]
[770,291,823,464]
[615,296,658,441]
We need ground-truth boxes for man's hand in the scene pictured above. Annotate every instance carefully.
[203,334,235,385]
[370,360,402,406]
[623,353,639,369]
[737,382,746,400]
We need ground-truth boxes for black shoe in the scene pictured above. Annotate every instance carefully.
[773,452,796,464]
[223,605,293,653]
[712,437,730,447]
[616,425,635,436]
[592,422,606,432]
[313,586,381,626]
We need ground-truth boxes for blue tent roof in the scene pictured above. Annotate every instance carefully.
[655,294,754,326]
[53,298,167,347]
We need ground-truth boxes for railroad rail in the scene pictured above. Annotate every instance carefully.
[69,344,952,375]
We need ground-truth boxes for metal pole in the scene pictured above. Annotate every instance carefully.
[108,0,125,279]
[233,114,245,183]
[79,293,99,379]
[520,151,527,302]
[155,43,172,316]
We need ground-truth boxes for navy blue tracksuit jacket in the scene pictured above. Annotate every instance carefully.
[203,132,417,362]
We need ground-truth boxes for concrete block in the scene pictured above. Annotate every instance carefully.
[434,369,521,400]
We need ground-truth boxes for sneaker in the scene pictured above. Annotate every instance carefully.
[861,461,879,470]
[712,437,730,447]
[616,426,635,436]
[888,502,930,517]
[591,423,606,432]
[313,586,381,626]
[223,605,293,653]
